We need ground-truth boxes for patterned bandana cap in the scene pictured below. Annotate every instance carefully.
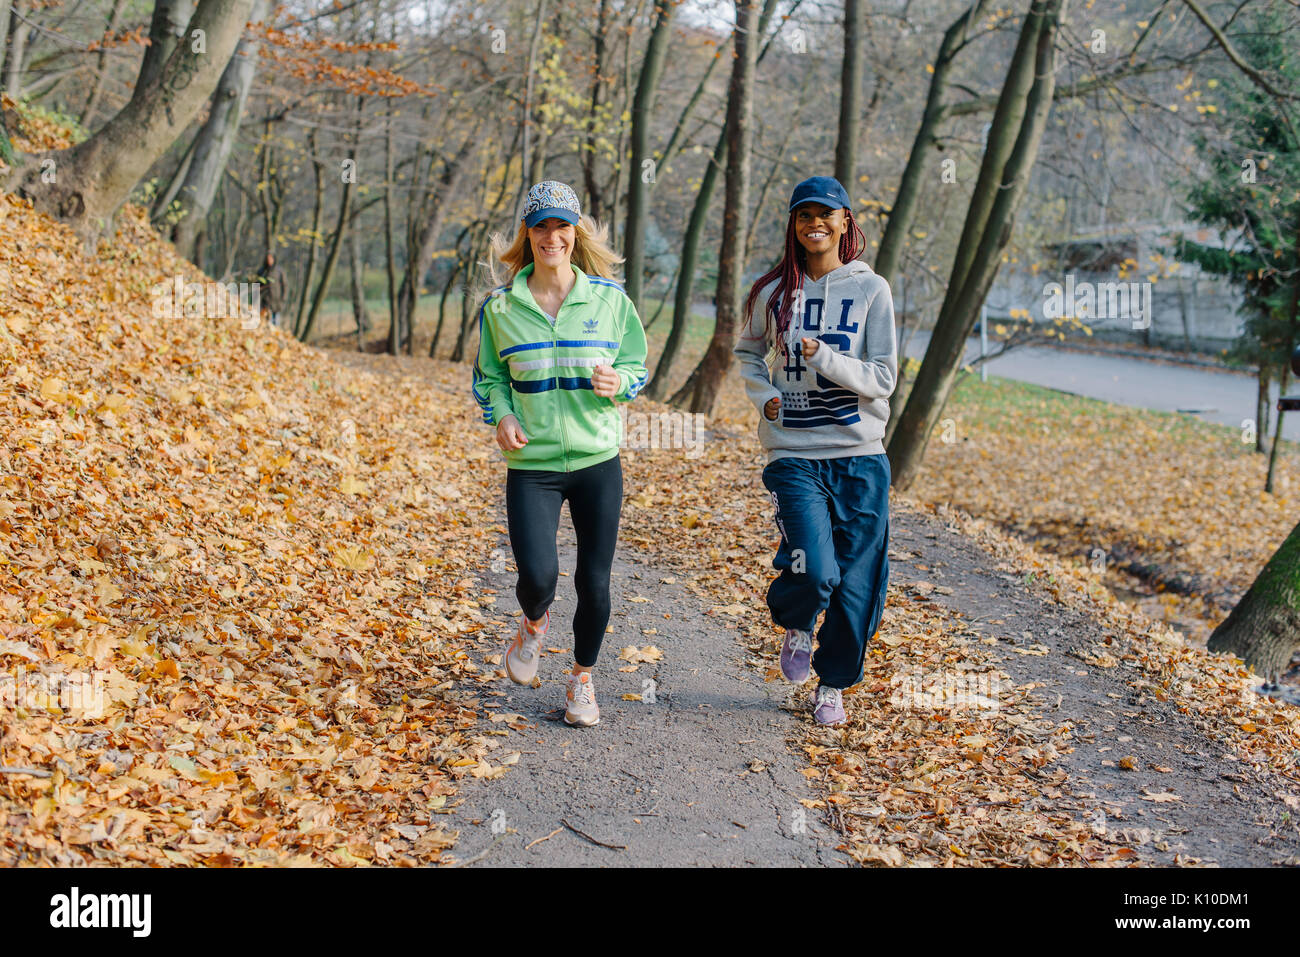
[521,181,582,228]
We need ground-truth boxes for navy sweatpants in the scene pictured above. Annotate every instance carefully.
[761,453,890,689]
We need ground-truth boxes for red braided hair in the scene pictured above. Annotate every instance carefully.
[740,208,867,356]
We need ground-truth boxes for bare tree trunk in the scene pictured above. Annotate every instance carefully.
[1208,518,1300,684]
[651,0,783,403]
[3,0,29,97]
[875,0,992,284]
[137,0,197,95]
[299,160,354,343]
[0,0,10,84]
[349,225,370,339]
[582,0,610,223]
[170,0,268,260]
[431,255,462,359]
[518,0,548,205]
[648,136,726,401]
[834,0,865,187]
[294,127,324,337]
[395,132,477,348]
[1265,264,1300,492]
[1257,362,1272,454]
[675,0,757,416]
[2,0,256,248]
[623,0,674,312]
[887,0,1066,492]
[383,106,399,355]
[80,0,129,128]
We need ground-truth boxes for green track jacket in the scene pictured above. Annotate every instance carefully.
[471,264,649,472]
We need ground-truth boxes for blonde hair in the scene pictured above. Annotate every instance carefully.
[479,215,623,303]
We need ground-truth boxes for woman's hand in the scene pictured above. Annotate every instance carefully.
[800,337,820,359]
[591,364,619,398]
[763,396,780,421]
[496,414,529,451]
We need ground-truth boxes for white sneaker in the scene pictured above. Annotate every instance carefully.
[564,671,600,727]
[504,610,548,684]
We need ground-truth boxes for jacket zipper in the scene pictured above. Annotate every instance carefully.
[516,291,571,472]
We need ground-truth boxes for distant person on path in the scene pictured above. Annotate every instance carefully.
[734,176,897,726]
[256,252,287,329]
[471,181,649,727]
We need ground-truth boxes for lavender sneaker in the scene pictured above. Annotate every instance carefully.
[812,685,846,726]
[780,628,813,683]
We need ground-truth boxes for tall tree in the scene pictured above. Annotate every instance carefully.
[1208,515,1300,686]
[834,0,865,188]
[650,0,787,400]
[623,0,675,313]
[874,0,992,285]
[1,0,257,248]
[170,0,269,260]
[3,0,29,97]
[672,0,757,415]
[137,0,199,94]
[887,0,1066,491]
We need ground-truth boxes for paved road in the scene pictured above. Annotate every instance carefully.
[903,331,1300,441]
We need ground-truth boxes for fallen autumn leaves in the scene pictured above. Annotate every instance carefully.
[0,187,518,865]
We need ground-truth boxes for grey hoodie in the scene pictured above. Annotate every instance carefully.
[733,259,897,462]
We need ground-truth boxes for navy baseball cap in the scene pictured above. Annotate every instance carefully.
[521,181,582,228]
[788,176,851,213]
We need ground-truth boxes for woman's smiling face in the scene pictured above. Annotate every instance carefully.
[529,218,576,268]
[794,203,847,256]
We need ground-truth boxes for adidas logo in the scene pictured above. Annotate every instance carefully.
[582,318,599,334]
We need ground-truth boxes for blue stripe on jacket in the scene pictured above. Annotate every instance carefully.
[510,375,594,393]
[499,339,620,358]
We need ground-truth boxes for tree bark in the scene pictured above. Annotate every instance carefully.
[623,0,675,313]
[294,127,324,337]
[137,0,197,95]
[395,132,477,350]
[1207,518,1300,684]
[348,225,370,339]
[169,0,267,261]
[834,0,865,188]
[1265,262,1300,492]
[875,0,992,284]
[299,159,353,343]
[652,0,783,403]
[581,0,611,223]
[887,0,1065,492]
[676,0,757,416]
[1256,362,1271,454]
[383,105,399,355]
[2,0,256,249]
[3,0,29,97]
[0,0,11,85]
[647,135,726,401]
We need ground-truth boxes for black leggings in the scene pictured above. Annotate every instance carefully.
[505,455,623,667]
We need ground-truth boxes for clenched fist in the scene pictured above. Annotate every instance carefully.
[591,364,619,398]
[496,414,528,451]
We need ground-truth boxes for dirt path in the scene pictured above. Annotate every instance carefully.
[884,501,1300,867]
[449,517,846,866]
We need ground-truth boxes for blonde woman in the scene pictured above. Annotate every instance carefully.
[471,181,648,727]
